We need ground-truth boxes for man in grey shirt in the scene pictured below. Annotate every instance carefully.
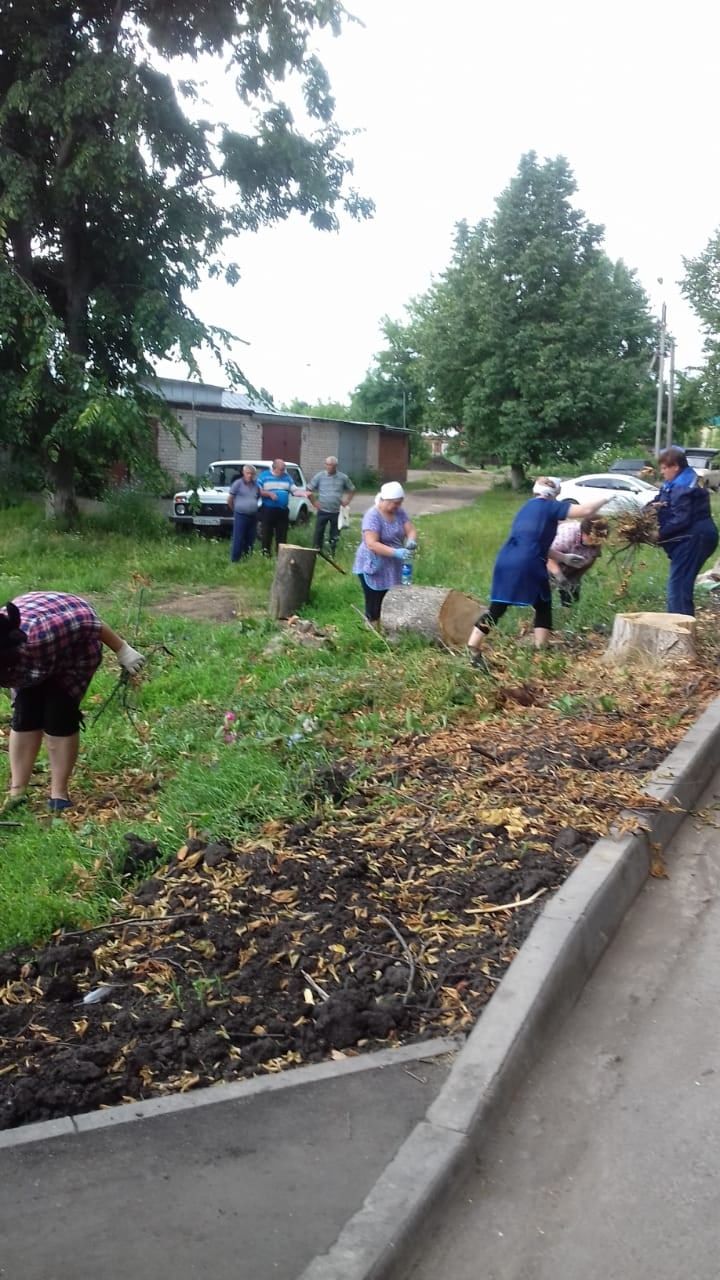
[309,456,355,555]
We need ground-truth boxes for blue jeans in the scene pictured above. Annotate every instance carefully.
[666,521,719,615]
[231,511,257,561]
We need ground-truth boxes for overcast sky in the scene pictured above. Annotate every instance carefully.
[156,0,720,407]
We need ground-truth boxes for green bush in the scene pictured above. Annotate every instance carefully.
[92,486,169,539]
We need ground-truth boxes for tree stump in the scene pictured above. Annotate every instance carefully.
[381,586,483,647]
[605,612,697,663]
[268,545,317,619]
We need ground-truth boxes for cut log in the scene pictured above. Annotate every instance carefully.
[605,611,697,663]
[268,545,317,619]
[381,586,483,647]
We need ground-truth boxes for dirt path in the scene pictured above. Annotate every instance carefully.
[353,469,493,518]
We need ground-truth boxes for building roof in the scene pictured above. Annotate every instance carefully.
[150,377,408,434]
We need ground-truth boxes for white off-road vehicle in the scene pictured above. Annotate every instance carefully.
[170,460,312,533]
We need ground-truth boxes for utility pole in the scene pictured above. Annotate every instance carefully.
[654,300,667,457]
[665,336,675,449]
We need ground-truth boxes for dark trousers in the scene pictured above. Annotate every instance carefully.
[359,574,387,621]
[559,576,582,608]
[230,511,257,562]
[260,506,289,556]
[666,524,719,615]
[476,596,553,632]
[314,509,340,553]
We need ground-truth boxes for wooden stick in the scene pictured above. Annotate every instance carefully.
[378,914,416,1004]
[465,886,548,915]
[300,968,331,1002]
[57,912,202,938]
[350,604,393,652]
[316,548,347,575]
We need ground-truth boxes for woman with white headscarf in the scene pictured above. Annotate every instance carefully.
[353,481,418,626]
[466,477,609,667]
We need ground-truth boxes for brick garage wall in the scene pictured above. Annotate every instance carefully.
[300,421,340,480]
[241,419,264,456]
[157,411,197,483]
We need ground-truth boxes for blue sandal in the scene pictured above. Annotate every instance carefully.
[48,798,73,813]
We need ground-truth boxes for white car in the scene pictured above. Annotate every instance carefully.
[171,460,312,534]
[558,473,658,512]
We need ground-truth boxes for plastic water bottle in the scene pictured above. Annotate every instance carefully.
[401,559,413,587]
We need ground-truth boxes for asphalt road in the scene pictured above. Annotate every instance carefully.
[402,771,720,1280]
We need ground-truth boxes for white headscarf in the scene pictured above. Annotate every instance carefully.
[375,481,405,506]
[532,477,561,499]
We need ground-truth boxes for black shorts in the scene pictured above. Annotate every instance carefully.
[11,680,82,736]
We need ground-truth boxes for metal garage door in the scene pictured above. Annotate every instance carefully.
[261,421,302,463]
[195,417,243,477]
[378,430,409,482]
[337,425,367,484]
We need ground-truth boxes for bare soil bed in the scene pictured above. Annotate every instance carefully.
[151,588,245,623]
[2,653,714,1131]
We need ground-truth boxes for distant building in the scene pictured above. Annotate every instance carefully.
[422,429,459,457]
[152,379,409,484]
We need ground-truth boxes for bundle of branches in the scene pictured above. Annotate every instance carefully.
[612,505,659,550]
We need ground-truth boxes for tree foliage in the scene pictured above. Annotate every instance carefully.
[683,230,720,415]
[363,154,655,479]
[350,316,426,432]
[282,396,353,420]
[0,0,371,516]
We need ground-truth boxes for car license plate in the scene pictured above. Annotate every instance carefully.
[194,516,222,526]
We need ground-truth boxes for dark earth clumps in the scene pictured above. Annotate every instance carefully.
[0,712,676,1130]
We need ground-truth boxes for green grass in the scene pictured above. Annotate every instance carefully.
[0,488,698,950]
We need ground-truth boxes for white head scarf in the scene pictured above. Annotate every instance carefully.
[375,481,405,506]
[532,477,561,499]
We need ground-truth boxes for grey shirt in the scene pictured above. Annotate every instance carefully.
[229,476,260,515]
[309,470,355,513]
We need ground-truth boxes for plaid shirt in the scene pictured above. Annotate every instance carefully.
[0,593,103,702]
[549,521,600,572]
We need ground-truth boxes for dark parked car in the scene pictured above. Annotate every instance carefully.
[609,458,654,478]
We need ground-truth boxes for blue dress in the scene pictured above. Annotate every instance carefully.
[491,497,573,606]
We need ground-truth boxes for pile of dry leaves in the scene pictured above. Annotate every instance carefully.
[1,650,717,1129]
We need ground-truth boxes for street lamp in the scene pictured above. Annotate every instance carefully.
[654,293,667,457]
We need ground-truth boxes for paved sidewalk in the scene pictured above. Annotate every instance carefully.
[0,1045,453,1280]
[402,771,720,1280]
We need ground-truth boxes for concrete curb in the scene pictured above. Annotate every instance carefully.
[0,1035,460,1152]
[298,696,720,1280]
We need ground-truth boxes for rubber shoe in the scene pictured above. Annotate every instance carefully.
[467,648,491,675]
[48,798,73,813]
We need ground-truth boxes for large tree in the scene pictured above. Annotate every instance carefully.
[683,230,720,416]
[0,0,371,518]
[350,316,429,461]
[407,154,655,483]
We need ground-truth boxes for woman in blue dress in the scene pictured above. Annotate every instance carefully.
[466,477,610,667]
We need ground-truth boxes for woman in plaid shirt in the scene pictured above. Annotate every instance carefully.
[547,516,609,606]
[0,593,144,812]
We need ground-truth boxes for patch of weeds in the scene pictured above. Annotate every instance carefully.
[550,693,588,717]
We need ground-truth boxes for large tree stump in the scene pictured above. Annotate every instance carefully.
[605,611,697,663]
[268,545,317,619]
[381,586,483,647]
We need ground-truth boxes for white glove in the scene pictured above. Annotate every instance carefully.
[117,642,145,675]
